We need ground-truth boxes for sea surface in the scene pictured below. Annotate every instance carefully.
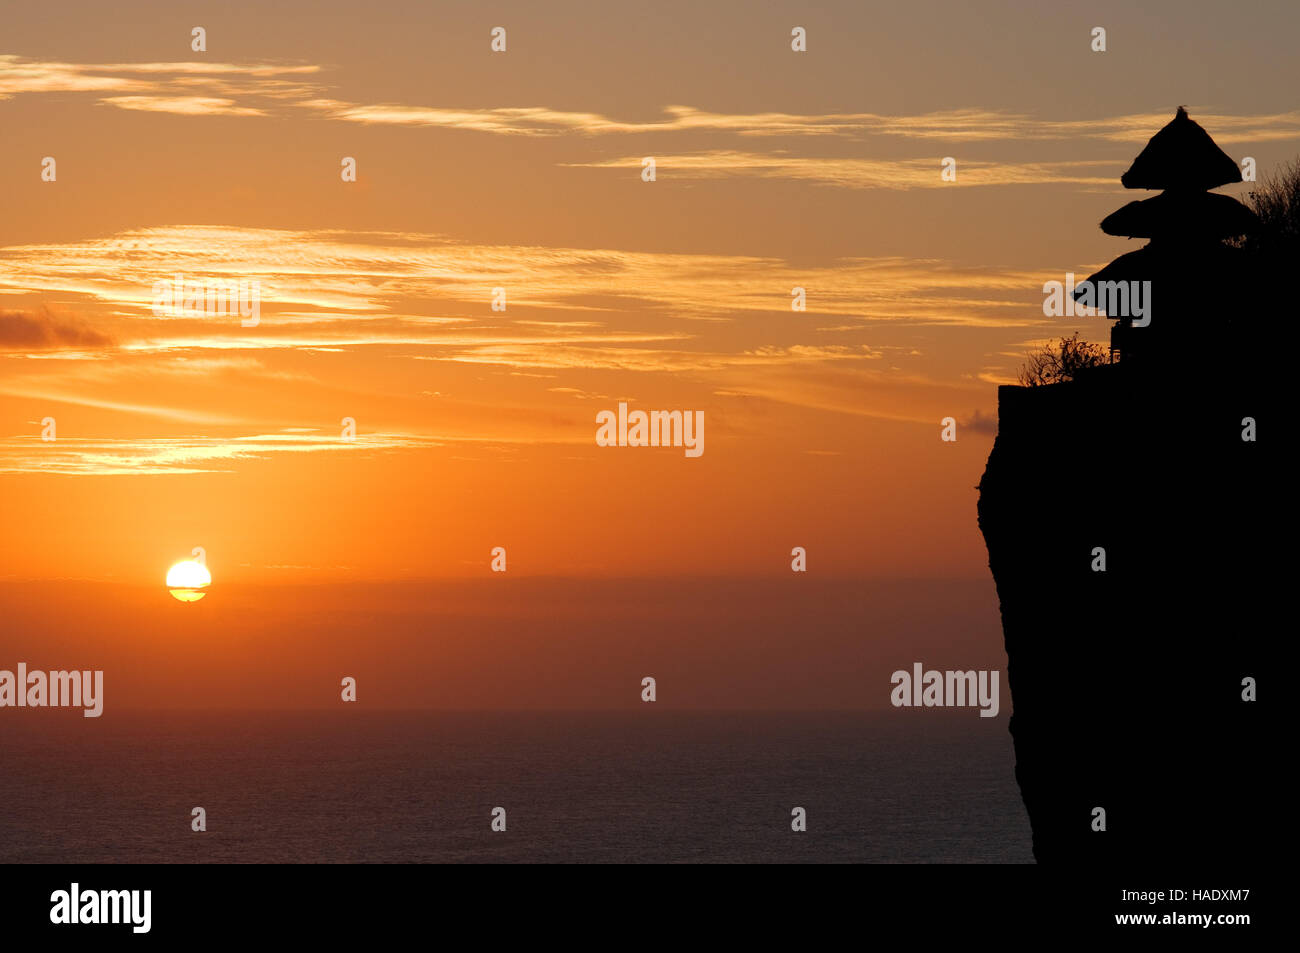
[0,710,1032,863]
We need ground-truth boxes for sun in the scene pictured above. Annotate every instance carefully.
[167,560,211,602]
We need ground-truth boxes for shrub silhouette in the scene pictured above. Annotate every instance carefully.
[1017,332,1110,387]
[1241,157,1300,255]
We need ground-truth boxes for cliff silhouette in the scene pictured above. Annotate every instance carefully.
[977,109,1275,864]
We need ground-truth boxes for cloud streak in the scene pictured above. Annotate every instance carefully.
[299,100,1300,145]
[0,431,438,476]
[98,95,268,117]
[5,57,1298,146]
[0,226,1055,351]
[564,152,1115,189]
[0,55,322,104]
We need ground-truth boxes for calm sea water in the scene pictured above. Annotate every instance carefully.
[0,711,1032,863]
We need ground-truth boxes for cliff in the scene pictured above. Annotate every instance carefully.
[977,361,1272,864]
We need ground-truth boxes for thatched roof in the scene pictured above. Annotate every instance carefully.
[1100,190,1258,239]
[1072,242,1243,307]
[1120,107,1242,191]
[1073,247,1160,300]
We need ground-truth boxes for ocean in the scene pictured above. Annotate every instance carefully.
[0,710,1032,863]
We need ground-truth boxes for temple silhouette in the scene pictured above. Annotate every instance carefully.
[1079,107,1258,365]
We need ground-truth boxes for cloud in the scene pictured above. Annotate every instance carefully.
[4,58,1297,147]
[299,99,1300,145]
[0,55,323,110]
[703,364,987,426]
[98,95,268,117]
[564,152,1115,189]
[962,409,999,435]
[0,308,114,352]
[0,229,1050,467]
[0,431,439,476]
[0,389,245,425]
[0,226,1053,345]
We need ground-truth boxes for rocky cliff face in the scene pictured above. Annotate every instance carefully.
[977,362,1271,864]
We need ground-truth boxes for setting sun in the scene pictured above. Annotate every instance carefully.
[166,560,211,602]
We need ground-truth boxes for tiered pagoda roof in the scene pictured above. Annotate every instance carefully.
[1076,107,1258,362]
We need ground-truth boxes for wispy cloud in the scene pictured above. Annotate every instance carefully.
[98,95,268,117]
[299,99,1300,145]
[0,226,1054,351]
[0,390,246,425]
[0,431,436,475]
[0,55,323,110]
[564,152,1115,189]
[5,57,1297,146]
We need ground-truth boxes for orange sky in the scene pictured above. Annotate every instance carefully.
[1,1,1297,705]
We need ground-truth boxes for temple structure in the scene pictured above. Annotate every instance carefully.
[1078,107,1257,364]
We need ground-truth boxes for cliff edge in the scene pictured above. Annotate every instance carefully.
[977,362,1272,864]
